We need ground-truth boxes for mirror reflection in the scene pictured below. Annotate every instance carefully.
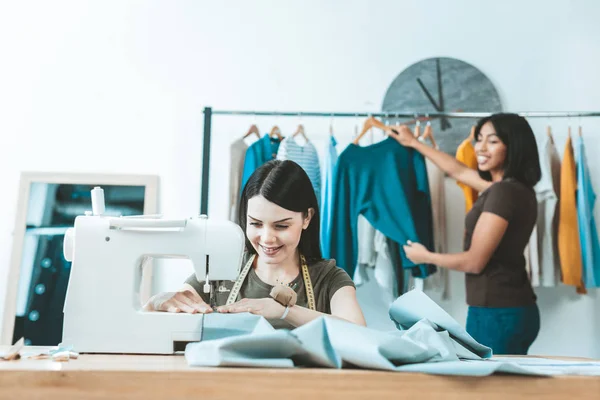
[13,183,146,345]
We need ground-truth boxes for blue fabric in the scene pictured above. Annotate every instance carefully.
[575,135,600,288]
[466,305,540,355]
[320,136,338,252]
[240,134,282,194]
[324,137,435,278]
[185,291,560,376]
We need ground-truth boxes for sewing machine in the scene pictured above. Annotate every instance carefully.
[61,187,245,354]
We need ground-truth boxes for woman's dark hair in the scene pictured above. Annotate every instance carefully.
[238,160,322,262]
[474,113,541,187]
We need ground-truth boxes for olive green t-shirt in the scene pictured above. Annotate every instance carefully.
[184,253,355,329]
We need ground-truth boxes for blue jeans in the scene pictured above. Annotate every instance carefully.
[466,304,540,355]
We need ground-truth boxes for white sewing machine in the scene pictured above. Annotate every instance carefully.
[61,187,245,354]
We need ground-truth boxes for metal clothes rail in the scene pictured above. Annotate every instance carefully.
[200,107,600,214]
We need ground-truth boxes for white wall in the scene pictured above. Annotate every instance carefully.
[1,0,599,357]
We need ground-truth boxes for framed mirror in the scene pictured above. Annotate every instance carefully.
[1,172,159,345]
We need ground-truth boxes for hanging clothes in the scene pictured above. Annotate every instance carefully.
[352,215,376,286]
[240,134,283,194]
[357,215,377,268]
[418,143,450,298]
[524,225,540,286]
[353,133,377,278]
[558,135,586,294]
[575,135,600,288]
[354,216,399,298]
[373,230,399,302]
[532,135,561,287]
[324,137,435,279]
[276,137,321,204]
[354,230,399,331]
[229,138,249,222]
[455,138,479,212]
[320,135,338,251]
[386,238,405,294]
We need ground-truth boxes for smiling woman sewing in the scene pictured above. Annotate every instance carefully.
[144,160,366,328]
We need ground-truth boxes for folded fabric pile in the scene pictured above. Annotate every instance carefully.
[185,291,600,376]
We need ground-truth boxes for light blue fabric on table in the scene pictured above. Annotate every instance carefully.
[184,291,566,376]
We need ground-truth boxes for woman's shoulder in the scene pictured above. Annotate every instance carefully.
[307,257,337,272]
[485,178,534,198]
[307,258,353,282]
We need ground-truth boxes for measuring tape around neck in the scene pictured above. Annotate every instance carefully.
[226,253,315,311]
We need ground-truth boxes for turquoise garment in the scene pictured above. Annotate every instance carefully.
[240,134,282,194]
[575,135,600,288]
[324,137,434,278]
[320,136,338,251]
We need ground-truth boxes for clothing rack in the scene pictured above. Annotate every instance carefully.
[200,107,600,214]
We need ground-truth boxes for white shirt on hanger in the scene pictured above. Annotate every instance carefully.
[533,136,561,287]
[229,138,250,222]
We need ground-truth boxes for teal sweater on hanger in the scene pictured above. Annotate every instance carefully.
[323,137,435,278]
[240,134,282,194]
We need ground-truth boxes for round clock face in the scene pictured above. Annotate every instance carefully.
[382,57,503,154]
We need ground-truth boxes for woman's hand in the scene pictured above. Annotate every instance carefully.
[403,240,431,264]
[217,298,286,319]
[387,125,417,147]
[143,289,212,314]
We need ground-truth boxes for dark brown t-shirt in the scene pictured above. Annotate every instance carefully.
[464,179,537,307]
[185,253,355,329]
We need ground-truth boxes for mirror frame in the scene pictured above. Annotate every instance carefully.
[1,172,159,345]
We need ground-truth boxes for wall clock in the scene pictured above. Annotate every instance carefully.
[382,57,503,154]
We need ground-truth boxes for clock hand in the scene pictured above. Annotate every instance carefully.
[436,58,452,130]
[416,78,442,111]
[416,77,452,130]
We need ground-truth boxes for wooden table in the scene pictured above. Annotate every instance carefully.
[1,347,599,399]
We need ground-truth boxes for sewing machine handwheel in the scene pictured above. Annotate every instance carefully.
[63,228,75,262]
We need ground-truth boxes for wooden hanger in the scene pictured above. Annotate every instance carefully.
[468,125,476,142]
[329,116,334,136]
[413,123,422,138]
[243,124,260,139]
[546,126,554,144]
[422,122,438,148]
[270,125,283,140]
[568,126,572,137]
[293,124,308,141]
[353,116,387,144]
